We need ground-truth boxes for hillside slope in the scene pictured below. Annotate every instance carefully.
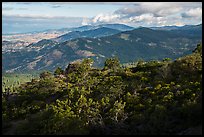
[2,25,202,72]
[2,44,202,135]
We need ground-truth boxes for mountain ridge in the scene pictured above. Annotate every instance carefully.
[2,24,202,73]
[53,27,121,42]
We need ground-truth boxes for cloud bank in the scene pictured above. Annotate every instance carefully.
[84,2,202,27]
[2,2,202,34]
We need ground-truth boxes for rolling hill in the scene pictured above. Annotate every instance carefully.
[2,24,202,72]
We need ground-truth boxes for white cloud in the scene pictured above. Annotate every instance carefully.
[114,2,184,17]
[89,2,202,27]
[92,13,120,23]
[129,14,154,22]
[82,17,91,25]
[2,13,82,20]
[181,7,202,18]
[128,14,169,26]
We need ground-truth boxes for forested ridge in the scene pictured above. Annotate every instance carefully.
[2,43,202,135]
[3,24,202,72]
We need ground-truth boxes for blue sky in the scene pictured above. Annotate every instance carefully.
[2,2,202,34]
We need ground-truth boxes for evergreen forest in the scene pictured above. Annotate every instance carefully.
[2,43,202,135]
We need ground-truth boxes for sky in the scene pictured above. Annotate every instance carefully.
[2,2,202,34]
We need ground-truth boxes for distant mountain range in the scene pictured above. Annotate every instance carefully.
[2,23,202,73]
[69,23,135,32]
[151,24,202,31]
[53,27,122,42]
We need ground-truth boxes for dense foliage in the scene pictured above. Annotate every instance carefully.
[2,44,202,135]
[2,72,39,93]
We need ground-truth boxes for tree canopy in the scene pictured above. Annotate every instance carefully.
[2,44,202,135]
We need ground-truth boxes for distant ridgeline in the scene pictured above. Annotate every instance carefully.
[2,24,202,73]
[2,44,202,135]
